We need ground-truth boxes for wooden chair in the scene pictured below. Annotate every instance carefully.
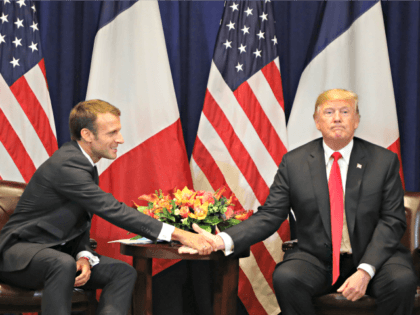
[282,191,420,315]
[0,180,98,314]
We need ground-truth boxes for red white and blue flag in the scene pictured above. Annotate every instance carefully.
[191,1,290,314]
[287,1,405,186]
[0,0,57,183]
[86,0,192,275]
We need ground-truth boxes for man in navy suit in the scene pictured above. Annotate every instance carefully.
[0,99,215,315]
[189,89,417,315]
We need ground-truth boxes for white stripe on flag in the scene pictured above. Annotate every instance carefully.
[247,70,288,147]
[239,253,280,315]
[190,157,214,193]
[207,62,279,185]
[196,113,261,211]
[24,64,57,137]
[0,141,25,182]
[0,75,50,169]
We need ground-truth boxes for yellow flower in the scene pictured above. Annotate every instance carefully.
[189,199,209,220]
[174,187,196,207]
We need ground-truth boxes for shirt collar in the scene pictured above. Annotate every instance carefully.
[77,142,95,167]
[323,139,354,166]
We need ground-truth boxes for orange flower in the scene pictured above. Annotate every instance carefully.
[138,193,160,203]
[214,187,226,200]
[234,210,253,221]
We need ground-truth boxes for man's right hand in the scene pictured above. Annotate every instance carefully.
[178,224,226,254]
[171,227,216,255]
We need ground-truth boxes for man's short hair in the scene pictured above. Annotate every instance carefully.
[69,99,121,141]
[314,89,359,116]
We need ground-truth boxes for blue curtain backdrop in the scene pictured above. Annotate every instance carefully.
[35,1,420,193]
[34,1,420,314]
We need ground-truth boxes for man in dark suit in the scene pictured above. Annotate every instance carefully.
[188,89,417,314]
[0,100,215,315]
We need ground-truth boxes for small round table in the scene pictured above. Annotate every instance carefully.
[120,242,248,315]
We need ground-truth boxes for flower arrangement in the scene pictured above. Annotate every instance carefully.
[135,186,253,234]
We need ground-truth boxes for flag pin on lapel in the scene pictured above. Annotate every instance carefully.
[357,163,362,169]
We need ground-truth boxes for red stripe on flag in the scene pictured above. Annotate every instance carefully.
[0,109,36,182]
[238,268,268,315]
[261,60,285,111]
[234,82,287,167]
[387,137,405,190]
[92,120,191,276]
[38,59,49,90]
[202,90,269,205]
[249,242,276,292]
[192,138,244,210]
[10,76,58,156]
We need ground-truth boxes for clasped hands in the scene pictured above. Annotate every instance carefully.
[175,223,225,255]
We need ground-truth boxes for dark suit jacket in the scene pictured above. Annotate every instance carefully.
[0,141,163,272]
[225,137,412,272]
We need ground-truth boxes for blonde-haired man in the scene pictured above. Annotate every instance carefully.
[0,99,215,315]
[194,89,416,315]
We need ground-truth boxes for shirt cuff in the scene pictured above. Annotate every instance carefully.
[357,263,376,279]
[158,223,175,242]
[218,232,234,256]
[76,251,100,267]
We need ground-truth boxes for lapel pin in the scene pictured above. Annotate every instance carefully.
[357,163,362,169]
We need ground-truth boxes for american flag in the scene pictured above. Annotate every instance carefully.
[190,1,290,314]
[0,0,57,183]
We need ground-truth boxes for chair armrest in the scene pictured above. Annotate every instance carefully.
[282,239,298,252]
[89,238,97,250]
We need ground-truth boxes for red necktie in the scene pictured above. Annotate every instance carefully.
[329,152,343,285]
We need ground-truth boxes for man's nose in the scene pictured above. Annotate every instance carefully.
[117,132,124,144]
[333,110,341,121]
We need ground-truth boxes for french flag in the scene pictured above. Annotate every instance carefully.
[287,1,404,187]
[85,0,191,275]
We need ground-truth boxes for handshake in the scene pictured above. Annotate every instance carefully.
[172,223,226,255]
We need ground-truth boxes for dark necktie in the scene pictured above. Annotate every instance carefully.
[329,152,343,284]
[93,165,99,185]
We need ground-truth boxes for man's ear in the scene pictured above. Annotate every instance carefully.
[80,128,94,143]
[314,114,321,131]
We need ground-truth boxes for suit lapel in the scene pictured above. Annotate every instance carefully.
[93,166,99,185]
[345,138,367,236]
[308,140,331,239]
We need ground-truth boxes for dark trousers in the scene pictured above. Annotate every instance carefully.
[0,247,137,315]
[272,253,417,315]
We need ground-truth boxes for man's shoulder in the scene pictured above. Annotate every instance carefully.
[37,141,91,176]
[285,138,322,159]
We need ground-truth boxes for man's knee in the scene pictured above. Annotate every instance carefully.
[113,261,137,284]
[391,268,417,296]
[45,254,77,284]
[272,263,302,294]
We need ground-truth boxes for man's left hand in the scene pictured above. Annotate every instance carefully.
[337,269,371,301]
[74,258,91,287]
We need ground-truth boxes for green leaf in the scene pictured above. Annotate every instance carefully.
[137,206,149,213]
[130,235,143,240]
[203,216,223,225]
[197,224,212,233]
